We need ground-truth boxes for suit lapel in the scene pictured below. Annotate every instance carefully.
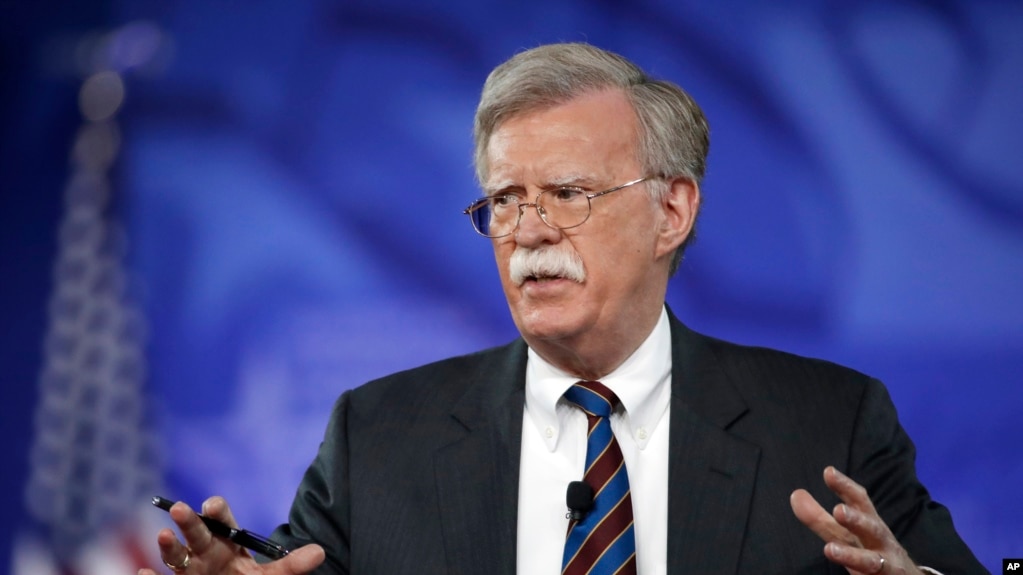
[428,313,760,574]
[666,312,761,574]
[434,340,527,575]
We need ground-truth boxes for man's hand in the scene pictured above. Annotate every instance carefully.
[138,496,325,575]
[791,466,921,575]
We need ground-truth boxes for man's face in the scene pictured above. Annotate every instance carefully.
[483,89,685,369]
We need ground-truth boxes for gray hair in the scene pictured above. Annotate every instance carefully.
[473,43,710,273]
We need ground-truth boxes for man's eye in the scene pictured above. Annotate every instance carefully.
[492,195,517,207]
[551,188,585,201]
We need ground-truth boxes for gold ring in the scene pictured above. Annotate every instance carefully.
[871,554,886,574]
[162,548,191,572]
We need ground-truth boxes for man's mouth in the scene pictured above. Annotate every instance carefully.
[521,273,572,286]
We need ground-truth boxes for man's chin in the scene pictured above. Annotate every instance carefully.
[511,302,585,342]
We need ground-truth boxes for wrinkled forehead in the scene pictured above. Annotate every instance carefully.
[479,90,642,188]
[475,87,639,183]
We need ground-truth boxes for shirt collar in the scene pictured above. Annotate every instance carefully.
[524,307,673,451]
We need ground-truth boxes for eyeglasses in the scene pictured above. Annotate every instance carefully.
[463,177,650,238]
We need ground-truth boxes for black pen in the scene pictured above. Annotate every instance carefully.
[152,496,290,560]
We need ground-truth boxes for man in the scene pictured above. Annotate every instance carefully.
[144,43,984,574]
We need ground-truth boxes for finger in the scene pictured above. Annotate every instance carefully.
[825,542,886,574]
[825,467,897,550]
[824,467,879,516]
[167,501,215,554]
[201,495,239,529]
[790,489,860,547]
[834,502,891,550]
[155,527,192,570]
[265,544,327,575]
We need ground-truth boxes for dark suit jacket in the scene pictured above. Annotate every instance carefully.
[270,310,985,574]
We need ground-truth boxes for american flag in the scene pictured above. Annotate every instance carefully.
[13,23,170,575]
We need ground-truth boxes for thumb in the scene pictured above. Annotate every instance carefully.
[268,544,326,575]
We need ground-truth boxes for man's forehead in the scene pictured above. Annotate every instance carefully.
[480,90,640,192]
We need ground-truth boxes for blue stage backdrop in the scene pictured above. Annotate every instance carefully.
[3,1,1021,573]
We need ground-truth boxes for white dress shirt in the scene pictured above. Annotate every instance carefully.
[516,308,672,575]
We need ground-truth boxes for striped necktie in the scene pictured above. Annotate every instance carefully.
[561,380,637,575]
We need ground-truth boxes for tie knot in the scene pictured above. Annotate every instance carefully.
[563,380,621,418]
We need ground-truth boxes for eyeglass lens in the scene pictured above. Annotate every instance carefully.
[473,190,590,237]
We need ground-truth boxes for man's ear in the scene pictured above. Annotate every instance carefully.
[655,177,700,259]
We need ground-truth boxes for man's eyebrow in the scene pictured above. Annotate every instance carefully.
[481,179,520,196]
[544,174,599,188]
[483,174,599,195]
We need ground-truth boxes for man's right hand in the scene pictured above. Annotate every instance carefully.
[138,496,325,575]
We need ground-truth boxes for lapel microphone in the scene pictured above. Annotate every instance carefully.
[566,480,594,520]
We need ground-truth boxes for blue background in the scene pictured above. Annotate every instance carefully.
[2,1,1020,573]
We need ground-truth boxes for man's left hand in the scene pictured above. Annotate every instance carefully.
[791,466,923,575]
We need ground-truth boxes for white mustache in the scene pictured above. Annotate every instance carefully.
[509,246,586,286]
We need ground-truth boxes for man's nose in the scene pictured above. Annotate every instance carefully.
[514,201,560,246]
